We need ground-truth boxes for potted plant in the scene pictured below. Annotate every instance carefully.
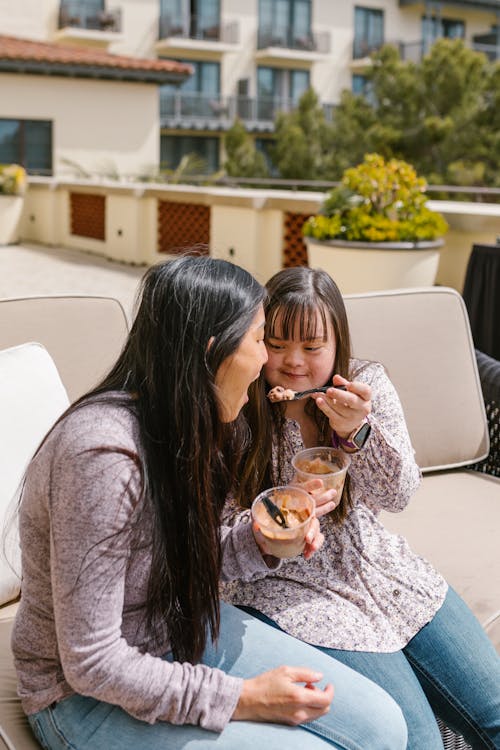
[0,163,27,245]
[302,153,448,293]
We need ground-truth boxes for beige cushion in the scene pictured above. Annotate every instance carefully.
[0,297,129,750]
[381,470,500,651]
[0,296,129,403]
[0,344,69,607]
[0,618,39,750]
[345,287,488,471]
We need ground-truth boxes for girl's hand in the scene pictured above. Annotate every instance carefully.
[294,477,338,519]
[302,516,324,560]
[312,374,371,439]
[233,666,334,724]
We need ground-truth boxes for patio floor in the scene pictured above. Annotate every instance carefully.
[0,242,145,321]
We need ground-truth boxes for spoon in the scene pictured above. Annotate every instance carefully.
[261,494,289,528]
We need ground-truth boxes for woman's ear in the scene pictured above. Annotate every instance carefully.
[207,335,215,352]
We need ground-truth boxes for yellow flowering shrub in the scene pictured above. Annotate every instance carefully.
[303,153,448,243]
[0,164,27,196]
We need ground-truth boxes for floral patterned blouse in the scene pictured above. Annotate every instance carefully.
[220,360,448,653]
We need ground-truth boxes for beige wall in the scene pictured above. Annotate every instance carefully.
[19,178,500,293]
[0,0,59,41]
[432,201,500,292]
[1,73,160,178]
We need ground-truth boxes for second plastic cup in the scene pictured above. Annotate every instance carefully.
[251,485,314,559]
[292,446,351,498]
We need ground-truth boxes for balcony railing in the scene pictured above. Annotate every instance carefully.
[398,38,500,62]
[58,2,122,33]
[257,26,330,54]
[353,37,384,59]
[158,14,239,44]
[160,92,335,127]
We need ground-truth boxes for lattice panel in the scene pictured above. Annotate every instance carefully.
[283,212,313,267]
[158,200,210,255]
[70,193,105,241]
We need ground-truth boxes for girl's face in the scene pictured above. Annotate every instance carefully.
[264,308,336,392]
[215,305,268,422]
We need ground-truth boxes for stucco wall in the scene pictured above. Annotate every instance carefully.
[19,178,500,293]
[2,73,160,178]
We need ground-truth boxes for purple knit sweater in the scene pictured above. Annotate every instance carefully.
[12,398,273,732]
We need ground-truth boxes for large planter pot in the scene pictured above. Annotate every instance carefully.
[0,195,24,245]
[305,237,444,294]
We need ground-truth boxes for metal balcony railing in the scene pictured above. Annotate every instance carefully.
[352,37,384,59]
[158,14,239,44]
[58,2,122,32]
[257,26,330,54]
[398,38,500,62]
[160,92,335,126]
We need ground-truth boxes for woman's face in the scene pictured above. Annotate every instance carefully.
[215,305,268,422]
[264,308,336,392]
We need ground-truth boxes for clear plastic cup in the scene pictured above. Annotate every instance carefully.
[292,447,351,498]
[251,485,314,559]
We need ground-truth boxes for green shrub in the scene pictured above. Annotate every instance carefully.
[303,153,448,243]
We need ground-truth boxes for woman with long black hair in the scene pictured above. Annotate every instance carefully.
[12,255,406,750]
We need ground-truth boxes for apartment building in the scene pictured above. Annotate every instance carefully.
[1,0,498,177]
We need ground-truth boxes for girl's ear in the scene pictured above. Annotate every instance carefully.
[207,335,215,352]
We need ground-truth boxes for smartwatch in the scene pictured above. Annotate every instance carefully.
[332,417,371,453]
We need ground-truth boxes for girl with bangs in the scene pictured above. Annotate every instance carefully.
[221,266,500,750]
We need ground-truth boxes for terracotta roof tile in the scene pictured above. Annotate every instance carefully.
[0,34,192,83]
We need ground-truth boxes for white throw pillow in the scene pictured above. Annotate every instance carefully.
[0,343,70,605]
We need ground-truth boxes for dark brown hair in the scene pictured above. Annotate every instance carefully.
[30,255,265,665]
[238,266,353,523]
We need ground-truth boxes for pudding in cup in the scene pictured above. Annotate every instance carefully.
[251,486,314,559]
[292,447,351,500]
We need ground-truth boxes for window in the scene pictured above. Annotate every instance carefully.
[160,60,220,117]
[258,0,312,49]
[353,6,384,59]
[160,0,220,39]
[160,135,219,173]
[352,74,367,96]
[60,0,105,29]
[352,74,375,105]
[256,138,278,175]
[422,15,465,52]
[0,119,52,175]
[257,66,309,119]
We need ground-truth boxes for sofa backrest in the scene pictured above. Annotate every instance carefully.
[0,343,70,606]
[0,295,129,402]
[344,287,488,472]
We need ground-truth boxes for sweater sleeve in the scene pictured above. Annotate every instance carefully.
[46,415,242,731]
[220,498,281,582]
[348,362,421,513]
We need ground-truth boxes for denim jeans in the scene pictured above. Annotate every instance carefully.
[27,602,407,750]
[242,587,500,750]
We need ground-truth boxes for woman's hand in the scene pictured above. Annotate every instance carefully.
[233,666,334,724]
[252,516,324,560]
[312,374,371,440]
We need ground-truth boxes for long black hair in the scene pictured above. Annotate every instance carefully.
[72,255,265,662]
[238,266,353,522]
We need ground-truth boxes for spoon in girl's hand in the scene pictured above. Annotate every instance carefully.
[268,384,347,403]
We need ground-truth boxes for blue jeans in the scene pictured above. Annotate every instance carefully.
[27,602,407,750]
[242,587,500,750]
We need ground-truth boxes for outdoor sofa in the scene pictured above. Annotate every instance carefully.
[0,288,498,750]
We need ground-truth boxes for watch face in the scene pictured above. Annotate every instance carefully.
[353,421,371,449]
